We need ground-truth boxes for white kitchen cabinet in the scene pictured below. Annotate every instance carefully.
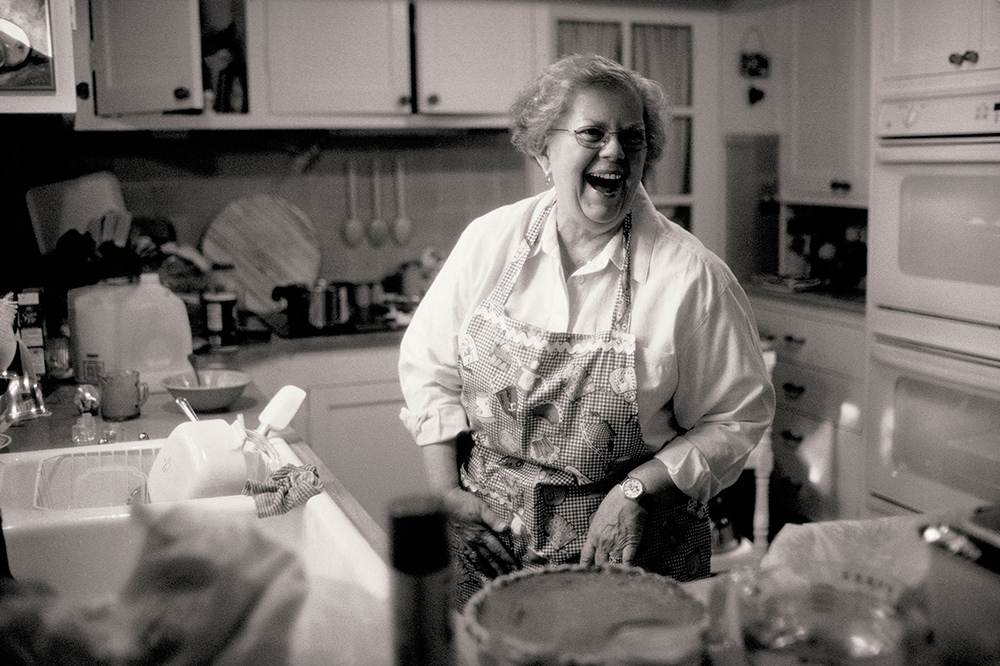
[309,380,427,532]
[87,0,203,116]
[71,0,544,130]
[264,0,410,116]
[779,0,870,207]
[750,294,867,522]
[0,0,76,114]
[415,0,540,115]
[872,0,1000,86]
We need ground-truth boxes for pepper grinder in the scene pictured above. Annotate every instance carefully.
[389,495,454,666]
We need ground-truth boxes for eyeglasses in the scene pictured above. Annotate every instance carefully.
[551,126,647,151]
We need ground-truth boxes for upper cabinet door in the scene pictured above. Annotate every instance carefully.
[781,0,869,207]
[874,0,1000,82]
[415,0,539,114]
[90,0,203,116]
[265,0,410,115]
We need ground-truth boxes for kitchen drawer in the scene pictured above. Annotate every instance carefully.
[752,299,866,379]
[773,362,864,433]
[771,407,837,521]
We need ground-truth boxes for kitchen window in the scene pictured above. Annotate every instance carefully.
[554,9,719,249]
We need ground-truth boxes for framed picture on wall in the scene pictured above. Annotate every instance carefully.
[0,0,54,91]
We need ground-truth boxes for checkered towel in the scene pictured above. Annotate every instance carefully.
[242,464,323,518]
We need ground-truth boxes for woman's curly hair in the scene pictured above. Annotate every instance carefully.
[509,53,669,172]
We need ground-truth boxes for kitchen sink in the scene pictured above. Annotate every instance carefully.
[0,437,391,665]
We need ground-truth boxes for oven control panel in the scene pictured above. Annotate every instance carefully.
[877,91,1000,137]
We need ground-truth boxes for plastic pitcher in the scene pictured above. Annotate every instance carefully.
[118,273,193,393]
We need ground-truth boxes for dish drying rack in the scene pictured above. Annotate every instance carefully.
[33,445,160,510]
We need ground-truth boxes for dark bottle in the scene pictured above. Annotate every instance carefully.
[389,495,454,666]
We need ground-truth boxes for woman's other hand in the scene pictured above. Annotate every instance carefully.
[580,489,646,566]
[443,487,518,577]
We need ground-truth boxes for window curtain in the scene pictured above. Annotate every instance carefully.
[632,24,692,197]
[557,20,622,62]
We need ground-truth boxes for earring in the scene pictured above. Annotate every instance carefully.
[544,170,552,185]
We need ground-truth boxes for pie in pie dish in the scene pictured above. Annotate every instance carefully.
[456,564,707,666]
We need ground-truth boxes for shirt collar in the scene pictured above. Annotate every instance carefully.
[528,186,658,284]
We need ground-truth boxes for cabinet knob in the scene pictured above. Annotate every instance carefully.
[76,82,90,100]
[950,50,979,65]
[779,429,804,446]
[782,382,806,400]
[426,94,440,106]
[783,334,806,347]
[398,95,412,107]
[173,87,191,101]
[829,180,852,193]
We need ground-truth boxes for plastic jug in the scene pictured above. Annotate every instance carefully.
[118,273,193,393]
[67,279,131,384]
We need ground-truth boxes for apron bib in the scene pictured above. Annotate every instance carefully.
[454,200,710,605]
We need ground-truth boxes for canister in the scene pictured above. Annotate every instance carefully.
[203,291,238,348]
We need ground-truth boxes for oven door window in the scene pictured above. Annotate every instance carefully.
[869,340,1000,512]
[900,175,1000,287]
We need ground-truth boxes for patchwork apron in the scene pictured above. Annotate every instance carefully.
[453,201,710,605]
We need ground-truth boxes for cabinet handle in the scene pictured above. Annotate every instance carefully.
[173,87,191,101]
[426,94,440,106]
[829,180,852,192]
[783,334,806,347]
[398,95,411,107]
[949,50,979,65]
[782,382,806,400]
[779,429,804,445]
[76,81,90,100]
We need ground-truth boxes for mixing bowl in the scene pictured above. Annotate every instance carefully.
[162,369,251,413]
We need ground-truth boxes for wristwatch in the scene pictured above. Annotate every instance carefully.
[620,476,650,509]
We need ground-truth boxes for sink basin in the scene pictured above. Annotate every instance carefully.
[0,437,391,665]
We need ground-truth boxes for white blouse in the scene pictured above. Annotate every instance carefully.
[398,187,775,503]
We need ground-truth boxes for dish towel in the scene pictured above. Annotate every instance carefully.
[243,464,323,518]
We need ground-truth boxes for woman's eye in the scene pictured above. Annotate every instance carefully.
[577,127,606,142]
[620,131,646,146]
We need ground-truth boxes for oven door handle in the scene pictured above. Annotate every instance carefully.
[877,139,1000,164]
[872,335,1000,391]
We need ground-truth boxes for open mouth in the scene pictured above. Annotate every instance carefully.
[585,172,624,196]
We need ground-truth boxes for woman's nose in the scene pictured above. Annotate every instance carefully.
[598,134,627,158]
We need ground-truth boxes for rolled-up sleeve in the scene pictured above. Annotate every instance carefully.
[653,282,775,503]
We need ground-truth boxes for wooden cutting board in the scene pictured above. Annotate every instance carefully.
[202,194,322,315]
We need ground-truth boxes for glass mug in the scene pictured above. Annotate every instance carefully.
[98,370,149,421]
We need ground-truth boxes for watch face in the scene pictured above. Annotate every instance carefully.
[621,477,644,501]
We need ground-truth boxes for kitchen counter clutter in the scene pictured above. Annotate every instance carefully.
[1,374,996,664]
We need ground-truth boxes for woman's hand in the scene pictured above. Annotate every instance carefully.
[443,487,518,577]
[580,489,646,567]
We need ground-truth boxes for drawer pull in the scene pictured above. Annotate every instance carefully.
[779,429,804,445]
[782,382,805,400]
[783,334,806,347]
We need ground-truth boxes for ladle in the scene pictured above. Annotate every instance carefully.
[342,160,364,247]
[367,159,389,247]
[392,156,413,246]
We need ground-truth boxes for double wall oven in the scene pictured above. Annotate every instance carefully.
[867,84,1000,515]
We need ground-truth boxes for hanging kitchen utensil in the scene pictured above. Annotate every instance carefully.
[342,160,364,248]
[392,156,414,246]
[367,159,390,247]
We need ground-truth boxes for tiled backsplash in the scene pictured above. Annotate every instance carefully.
[113,131,531,284]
